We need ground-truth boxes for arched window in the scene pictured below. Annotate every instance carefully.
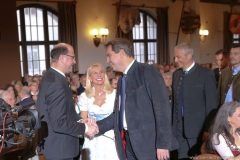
[132,10,157,64]
[17,4,58,76]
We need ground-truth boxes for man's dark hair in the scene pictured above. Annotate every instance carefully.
[51,46,68,61]
[105,38,134,58]
[232,43,240,48]
[215,49,229,58]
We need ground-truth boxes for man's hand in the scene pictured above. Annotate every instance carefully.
[86,124,99,138]
[157,149,169,160]
[81,118,97,126]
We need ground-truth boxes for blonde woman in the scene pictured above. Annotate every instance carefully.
[79,62,119,160]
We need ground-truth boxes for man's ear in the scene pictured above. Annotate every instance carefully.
[119,49,125,58]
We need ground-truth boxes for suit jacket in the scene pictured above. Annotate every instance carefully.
[97,61,178,160]
[172,64,217,138]
[18,97,35,108]
[36,68,85,159]
[77,85,85,95]
[218,67,240,106]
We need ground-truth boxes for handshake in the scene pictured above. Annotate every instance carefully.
[81,118,99,138]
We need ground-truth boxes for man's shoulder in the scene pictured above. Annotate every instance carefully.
[221,67,231,75]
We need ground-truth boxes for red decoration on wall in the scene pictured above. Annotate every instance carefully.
[229,14,240,34]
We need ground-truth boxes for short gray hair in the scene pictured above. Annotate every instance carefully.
[174,43,194,56]
[1,90,14,100]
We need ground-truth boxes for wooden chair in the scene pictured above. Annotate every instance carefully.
[193,154,221,160]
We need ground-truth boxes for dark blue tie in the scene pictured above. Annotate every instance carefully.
[119,74,126,131]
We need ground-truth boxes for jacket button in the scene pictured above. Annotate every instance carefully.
[78,135,83,138]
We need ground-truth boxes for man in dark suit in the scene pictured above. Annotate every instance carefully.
[218,44,240,106]
[213,49,229,88]
[36,43,98,160]
[172,43,217,159]
[17,86,35,108]
[96,38,178,160]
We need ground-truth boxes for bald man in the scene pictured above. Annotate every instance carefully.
[36,43,98,160]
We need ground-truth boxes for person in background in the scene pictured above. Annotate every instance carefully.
[208,101,240,159]
[0,90,16,108]
[213,49,229,87]
[29,80,39,101]
[17,86,35,109]
[172,43,217,159]
[79,62,118,160]
[162,72,172,103]
[109,77,118,89]
[218,44,240,106]
[106,66,115,80]
[78,74,86,95]
[11,80,23,102]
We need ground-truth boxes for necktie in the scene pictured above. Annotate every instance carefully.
[119,74,127,156]
[119,74,126,131]
[183,70,188,75]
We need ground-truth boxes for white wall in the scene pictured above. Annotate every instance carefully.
[17,0,240,73]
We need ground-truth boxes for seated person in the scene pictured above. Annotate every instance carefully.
[17,86,35,109]
[0,90,16,108]
[208,101,240,160]
[29,80,39,101]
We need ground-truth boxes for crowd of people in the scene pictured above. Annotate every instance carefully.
[0,38,240,160]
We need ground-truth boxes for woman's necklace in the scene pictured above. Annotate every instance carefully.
[98,91,104,96]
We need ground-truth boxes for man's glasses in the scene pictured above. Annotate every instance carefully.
[64,54,75,60]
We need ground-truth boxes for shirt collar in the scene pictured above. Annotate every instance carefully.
[232,65,240,75]
[184,62,195,72]
[51,67,66,77]
[123,60,135,74]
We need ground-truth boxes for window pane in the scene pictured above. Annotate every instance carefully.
[33,61,39,75]
[48,27,53,41]
[31,26,37,41]
[30,8,37,25]
[28,61,33,76]
[38,26,44,41]
[26,26,31,41]
[37,8,43,25]
[27,46,32,60]
[18,26,21,41]
[48,12,53,25]
[21,62,24,77]
[134,43,145,63]
[147,16,156,39]
[148,42,157,63]
[53,26,58,40]
[17,10,20,25]
[32,45,39,60]
[19,46,22,61]
[233,34,239,39]
[133,13,144,39]
[39,45,45,60]
[24,8,30,25]
[234,40,239,43]
[40,60,46,73]
[53,14,58,25]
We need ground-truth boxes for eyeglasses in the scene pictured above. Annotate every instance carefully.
[64,54,76,60]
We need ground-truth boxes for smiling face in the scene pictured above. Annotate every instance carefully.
[174,49,193,70]
[106,45,122,72]
[89,66,105,86]
[60,45,76,74]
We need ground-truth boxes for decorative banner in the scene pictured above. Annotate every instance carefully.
[118,6,141,34]
[229,14,240,34]
[180,11,201,34]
